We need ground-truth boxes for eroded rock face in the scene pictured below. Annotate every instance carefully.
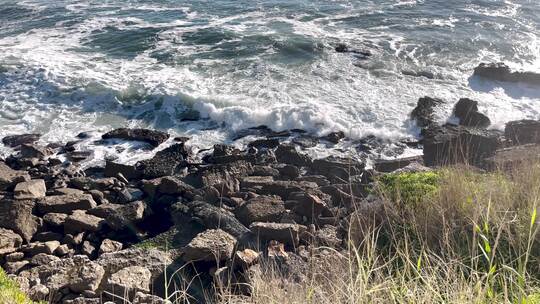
[182,229,237,262]
[0,162,30,191]
[0,199,39,243]
[135,143,189,178]
[102,128,170,147]
[410,96,443,129]
[64,210,105,234]
[97,248,172,280]
[0,228,23,255]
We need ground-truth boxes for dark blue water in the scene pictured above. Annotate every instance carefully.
[0,0,538,163]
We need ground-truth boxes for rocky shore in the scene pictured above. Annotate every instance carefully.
[1,73,540,303]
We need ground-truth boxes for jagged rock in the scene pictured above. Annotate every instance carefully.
[320,131,345,144]
[43,213,68,228]
[133,292,171,304]
[70,177,121,191]
[505,120,540,145]
[102,128,170,147]
[53,188,85,196]
[288,192,329,220]
[453,98,490,128]
[0,228,23,255]
[423,125,500,167]
[5,252,24,262]
[104,161,141,180]
[292,135,319,148]
[55,244,71,256]
[37,194,97,214]
[22,241,61,256]
[277,164,300,179]
[0,161,30,190]
[252,165,279,177]
[182,229,237,262]
[296,175,330,186]
[97,248,172,281]
[14,179,46,200]
[33,231,63,242]
[64,298,101,304]
[250,222,302,247]
[20,144,52,159]
[99,239,123,255]
[64,210,105,234]
[88,201,146,230]
[158,176,195,195]
[248,138,280,149]
[310,156,365,182]
[0,199,39,242]
[81,241,96,256]
[410,96,443,129]
[233,249,260,270]
[30,253,61,266]
[27,284,49,301]
[2,133,41,147]
[4,260,29,274]
[374,156,423,173]
[63,233,84,246]
[135,143,189,178]
[275,144,312,167]
[186,161,253,194]
[235,195,285,225]
[140,178,163,200]
[473,62,540,85]
[106,266,152,296]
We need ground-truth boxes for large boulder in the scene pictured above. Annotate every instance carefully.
[182,229,237,262]
[410,96,443,129]
[235,195,285,225]
[275,144,312,167]
[0,162,30,190]
[64,210,106,233]
[105,266,152,297]
[104,161,141,180]
[14,179,46,200]
[102,128,170,147]
[504,120,540,145]
[88,201,146,231]
[423,125,500,167]
[0,228,23,255]
[453,98,491,128]
[2,133,41,147]
[249,222,301,247]
[0,199,39,242]
[97,248,172,280]
[310,156,365,182]
[135,143,189,178]
[473,62,540,85]
[37,194,97,214]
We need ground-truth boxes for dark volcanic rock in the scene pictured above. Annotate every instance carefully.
[453,98,491,128]
[102,128,170,147]
[484,144,540,171]
[504,120,540,145]
[0,199,39,243]
[374,156,423,173]
[0,161,30,190]
[182,229,237,262]
[135,143,189,179]
[320,131,345,144]
[235,195,285,225]
[249,222,301,247]
[310,156,365,182]
[0,228,23,255]
[37,194,97,214]
[473,62,540,85]
[275,144,312,167]
[410,96,443,129]
[104,161,141,180]
[423,125,500,167]
[2,134,41,147]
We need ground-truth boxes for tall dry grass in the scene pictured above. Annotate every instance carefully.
[217,161,540,304]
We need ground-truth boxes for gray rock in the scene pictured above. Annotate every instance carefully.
[505,120,540,145]
[4,260,29,274]
[182,229,237,262]
[30,253,61,266]
[97,248,172,280]
[133,292,171,304]
[2,133,41,147]
[22,241,61,256]
[99,239,123,255]
[5,251,24,262]
[64,210,105,233]
[0,199,39,242]
[68,256,105,293]
[0,161,30,190]
[27,284,50,302]
[275,144,312,167]
[106,266,152,296]
[102,128,170,148]
[250,222,302,247]
[235,195,285,225]
[0,228,23,255]
[14,179,46,200]
[37,194,97,214]
[43,212,68,228]
[453,98,491,128]
[88,201,146,231]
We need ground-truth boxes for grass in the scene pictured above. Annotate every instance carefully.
[213,161,539,304]
[0,268,42,304]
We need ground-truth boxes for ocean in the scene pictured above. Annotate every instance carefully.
[0,0,539,165]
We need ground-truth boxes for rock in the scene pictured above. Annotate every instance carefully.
[0,199,39,242]
[53,187,85,196]
[64,298,101,304]
[484,144,540,171]
[30,253,61,266]
[158,176,195,195]
[335,43,349,53]
[0,228,23,255]
[252,165,279,177]
[4,260,29,274]
[2,133,41,147]
[20,144,52,159]
[43,213,68,228]
[133,292,171,304]
[37,194,97,214]
[320,131,345,144]
[310,156,365,182]
[33,231,63,242]
[22,241,61,256]
[233,249,259,270]
[106,266,152,296]
[55,244,71,256]
[5,252,24,262]
[277,164,300,179]
[423,125,500,167]
[292,135,319,148]
[27,284,49,301]
[473,62,540,85]
[288,192,329,220]
[505,120,540,145]
[88,201,146,231]
[97,248,172,280]
[410,96,443,129]
[249,222,301,247]
[295,175,330,186]
[104,161,141,180]
[0,161,30,190]
[102,128,170,147]
[235,195,285,225]
[99,239,123,255]
[374,156,423,173]
[182,229,237,262]
[63,233,84,246]
[81,241,96,257]
[248,138,280,149]
[453,98,491,128]
[64,210,105,234]
[67,256,105,292]
[14,179,46,200]
[275,144,312,167]
[135,143,189,178]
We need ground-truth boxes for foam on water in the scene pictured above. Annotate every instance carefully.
[0,0,539,165]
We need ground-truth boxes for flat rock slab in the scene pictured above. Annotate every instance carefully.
[14,179,46,200]
[250,222,302,247]
[64,210,105,234]
[182,229,237,262]
[0,228,23,255]
[484,144,540,170]
[106,266,152,296]
[0,199,39,242]
[102,128,170,147]
[37,194,97,214]
[2,133,41,147]
[0,161,30,191]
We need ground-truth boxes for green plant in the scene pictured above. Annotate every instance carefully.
[377,171,440,206]
[0,268,42,304]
